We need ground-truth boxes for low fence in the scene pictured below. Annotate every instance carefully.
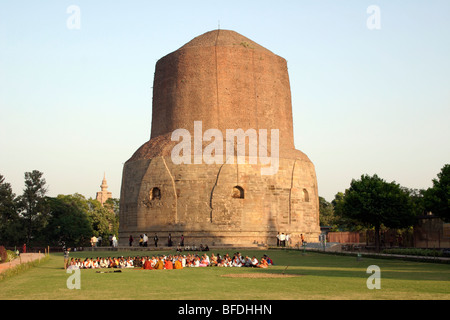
[327,232,360,244]
[4,246,65,253]
[327,230,415,248]
[414,216,450,249]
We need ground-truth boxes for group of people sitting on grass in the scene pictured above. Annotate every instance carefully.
[67,252,274,270]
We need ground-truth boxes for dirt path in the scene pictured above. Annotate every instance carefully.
[0,253,46,274]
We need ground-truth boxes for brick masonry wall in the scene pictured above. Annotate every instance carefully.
[119,30,321,247]
[119,156,320,247]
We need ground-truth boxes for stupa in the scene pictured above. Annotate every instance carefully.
[118,30,320,247]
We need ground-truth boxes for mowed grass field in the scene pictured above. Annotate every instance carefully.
[0,249,449,300]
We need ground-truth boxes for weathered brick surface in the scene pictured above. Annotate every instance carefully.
[119,30,320,247]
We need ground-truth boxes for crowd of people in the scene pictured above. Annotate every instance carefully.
[66,252,274,270]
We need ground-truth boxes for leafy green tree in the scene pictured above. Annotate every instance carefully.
[17,170,49,245]
[104,198,120,216]
[331,192,345,217]
[403,187,427,217]
[0,175,24,245]
[44,194,119,248]
[331,192,362,231]
[104,198,120,236]
[45,194,93,247]
[423,164,450,222]
[340,174,415,251]
[319,196,335,226]
[87,199,119,243]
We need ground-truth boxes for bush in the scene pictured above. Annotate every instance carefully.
[6,250,17,262]
[0,247,18,263]
[0,246,7,263]
[382,248,449,257]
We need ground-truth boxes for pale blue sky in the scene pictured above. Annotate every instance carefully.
[1,1,449,202]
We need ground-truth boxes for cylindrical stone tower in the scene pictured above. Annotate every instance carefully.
[119,30,320,247]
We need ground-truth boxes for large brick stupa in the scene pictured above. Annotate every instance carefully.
[118,30,320,247]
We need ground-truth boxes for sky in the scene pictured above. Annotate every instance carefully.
[1,0,449,202]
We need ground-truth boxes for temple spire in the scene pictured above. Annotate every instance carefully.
[100,172,108,191]
[96,172,112,206]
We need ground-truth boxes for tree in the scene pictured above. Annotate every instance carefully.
[331,192,345,217]
[17,170,49,244]
[340,174,415,251]
[423,164,450,222]
[403,187,427,217]
[44,194,119,248]
[104,198,120,216]
[87,199,119,243]
[45,194,93,247]
[319,196,335,226]
[104,197,120,235]
[331,192,362,231]
[0,175,23,245]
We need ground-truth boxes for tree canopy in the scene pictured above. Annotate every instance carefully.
[44,194,93,247]
[0,171,119,248]
[339,174,415,250]
[0,175,23,245]
[423,164,450,222]
[17,170,49,244]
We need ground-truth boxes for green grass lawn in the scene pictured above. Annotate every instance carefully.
[0,249,449,300]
